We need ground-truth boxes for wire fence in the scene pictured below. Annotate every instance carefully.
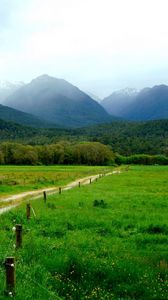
[0,171,167,298]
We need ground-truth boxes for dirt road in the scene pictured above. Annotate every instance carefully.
[0,171,120,215]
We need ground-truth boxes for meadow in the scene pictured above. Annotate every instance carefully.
[0,165,111,199]
[0,165,167,299]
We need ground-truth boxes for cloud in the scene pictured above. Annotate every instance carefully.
[0,0,168,96]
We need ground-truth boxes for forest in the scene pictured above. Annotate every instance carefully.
[1,141,168,166]
[1,119,168,156]
[0,141,113,166]
[1,118,168,165]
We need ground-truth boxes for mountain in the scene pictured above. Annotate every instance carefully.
[122,85,168,120]
[0,104,55,128]
[4,75,113,128]
[0,80,25,103]
[85,91,102,103]
[101,88,138,116]
[101,85,168,121]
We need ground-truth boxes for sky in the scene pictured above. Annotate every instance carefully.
[0,0,168,97]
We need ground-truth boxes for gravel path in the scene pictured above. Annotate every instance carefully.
[0,171,120,215]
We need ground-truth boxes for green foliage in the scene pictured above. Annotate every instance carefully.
[1,118,168,156]
[0,142,114,166]
[93,199,107,208]
[0,151,4,164]
[115,154,168,165]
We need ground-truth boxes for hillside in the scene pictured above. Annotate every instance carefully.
[76,120,168,155]
[0,104,55,128]
[0,119,38,140]
[0,118,72,143]
[4,75,113,128]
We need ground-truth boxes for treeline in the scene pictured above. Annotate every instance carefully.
[0,141,113,165]
[1,141,168,166]
[116,154,168,165]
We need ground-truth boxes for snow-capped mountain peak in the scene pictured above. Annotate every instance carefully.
[114,88,139,97]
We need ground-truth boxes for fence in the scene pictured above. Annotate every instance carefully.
[0,173,105,297]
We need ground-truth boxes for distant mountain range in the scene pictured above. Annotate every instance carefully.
[4,75,113,128]
[1,75,168,128]
[101,85,168,120]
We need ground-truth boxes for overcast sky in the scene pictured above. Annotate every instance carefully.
[0,0,168,97]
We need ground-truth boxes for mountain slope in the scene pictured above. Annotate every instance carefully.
[0,118,71,142]
[102,85,168,121]
[122,85,168,120]
[4,75,113,128]
[0,118,38,140]
[101,88,138,116]
[0,104,55,128]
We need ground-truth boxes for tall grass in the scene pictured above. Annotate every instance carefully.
[0,165,167,299]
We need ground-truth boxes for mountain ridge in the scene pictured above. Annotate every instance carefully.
[4,74,114,128]
[101,85,168,121]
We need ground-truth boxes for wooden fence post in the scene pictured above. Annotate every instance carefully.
[79,182,81,188]
[43,191,47,203]
[26,204,31,220]
[90,178,92,184]
[5,257,15,296]
[59,187,62,194]
[16,224,22,249]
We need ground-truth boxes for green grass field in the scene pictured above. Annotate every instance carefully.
[0,165,112,199]
[0,165,167,299]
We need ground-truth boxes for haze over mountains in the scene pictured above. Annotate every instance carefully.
[0,81,24,103]
[101,85,168,121]
[1,74,168,129]
[3,75,112,128]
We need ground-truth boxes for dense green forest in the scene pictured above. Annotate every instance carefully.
[79,120,168,155]
[1,141,168,166]
[0,141,113,165]
[1,119,168,156]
